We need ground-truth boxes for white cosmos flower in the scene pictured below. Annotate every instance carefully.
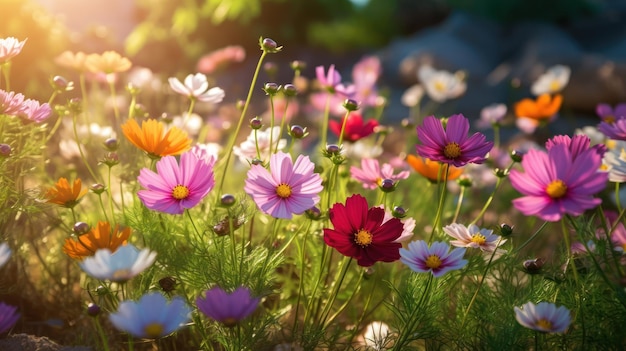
[603,141,626,183]
[401,84,424,107]
[418,65,466,103]
[531,65,570,96]
[168,73,225,103]
[444,223,506,253]
[360,321,392,350]
[514,301,571,333]
[0,242,11,268]
[233,126,286,164]
[80,244,156,282]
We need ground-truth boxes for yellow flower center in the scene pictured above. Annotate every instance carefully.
[222,317,238,328]
[275,183,292,198]
[425,254,442,269]
[144,323,164,338]
[112,269,131,281]
[471,234,487,245]
[354,229,373,247]
[172,185,190,200]
[546,180,567,199]
[434,80,446,92]
[605,115,615,124]
[536,319,552,331]
[549,80,561,92]
[443,142,461,159]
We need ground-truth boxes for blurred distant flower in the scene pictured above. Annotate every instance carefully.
[514,94,562,134]
[416,114,493,167]
[80,244,156,282]
[0,37,27,63]
[196,286,259,327]
[477,103,507,129]
[350,158,409,190]
[0,302,19,334]
[245,151,322,219]
[63,221,131,260]
[171,113,203,136]
[352,56,381,107]
[406,155,462,183]
[603,144,626,182]
[401,84,424,107]
[168,73,225,103]
[45,177,87,208]
[196,45,246,74]
[17,99,52,123]
[574,126,605,146]
[359,321,392,350]
[444,223,506,253]
[324,194,403,267]
[138,151,215,215]
[191,143,221,164]
[316,64,342,93]
[233,126,286,164]
[310,91,351,116]
[598,116,626,141]
[610,221,626,253]
[596,103,626,124]
[329,113,378,142]
[85,51,132,74]
[531,65,571,96]
[55,51,88,71]
[122,119,191,158]
[110,292,190,339]
[418,65,466,103]
[510,143,607,222]
[514,301,571,333]
[126,66,161,91]
[343,139,383,160]
[0,89,26,116]
[0,242,11,268]
[400,240,467,277]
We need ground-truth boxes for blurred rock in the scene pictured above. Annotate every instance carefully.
[0,334,92,351]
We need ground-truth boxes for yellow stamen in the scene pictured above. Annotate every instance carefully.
[549,80,561,92]
[444,142,461,159]
[222,317,238,328]
[471,234,486,245]
[144,323,164,338]
[536,319,552,331]
[434,80,446,92]
[605,115,615,124]
[112,269,131,281]
[275,183,292,198]
[354,229,373,247]
[172,185,190,200]
[546,180,567,199]
[425,254,442,269]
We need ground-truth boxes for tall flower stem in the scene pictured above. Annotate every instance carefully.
[93,317,111,351]
[513,221,549,254]
[107,78,120,126]
[615,182,622,213]
[319,94,331,148]
[470,162,514,226]
[1,61,11,91]
[107,167,116,225]
[452,186,466,223]
[268,95,276,155]
[429,164,450,243]
[392,274,433,350]
[318,257,352,327]
[337,109,352,146]
[560,218,580,285]
[275,99,289,154]
[217,50,267,196]
[72,111,99,182]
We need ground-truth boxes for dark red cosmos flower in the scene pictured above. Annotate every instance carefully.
[323,194,403,267]
[329,113,378,142]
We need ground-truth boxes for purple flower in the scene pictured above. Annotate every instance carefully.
[0,302,19,334]
[477,103,507,129]
[598,116,626,141]
[196,286,260,327]
[596,103,626,123]
[0,89,26,116]
[400,240,467,277]
[509,143,607,222]
[545,134,606,159]
[18,99,52,123]
[416,114,493,167]
[244,151,323,219]
[514,301,571,333]
[350,158,409,190]
[138,151,215,214]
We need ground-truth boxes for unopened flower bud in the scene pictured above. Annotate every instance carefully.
[73,222,90,235]
[68,98,82,114]
[457,175,472,188]
[250,117,263,130]
[379,179,396,193]
[236,100,246,111]
[499,223,514,236]
[158,276,177,292]
[250,158,263,166]
[283,84,297,97]
[90,183,106,194]
[392,206,406,218]
[104,138,118,151]
[263,82,280,95]
[342,99,359,112]
[305,206,322,220]
[290,60,306,72]
[494,168,509,178]
[87,303,101,317]
[263,62,278,78]
[289,125,306,139]
[101,152,119,167]
[0,144,11,157]
[401,118,415,130]
[51,75,70,91]
[510,150,524,163]
[220,194,236,207]
[260,38,281,53]
[326,144,341,155]
[363,267,375,279]
[126,83,141,95]
[523,257,545,274]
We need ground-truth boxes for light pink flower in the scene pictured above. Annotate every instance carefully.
[0,37,27,63]
[0,89,26,116]
[17,99,52,123]
[378,206,415,243]
[168,73,225,103]
[444,223,506,253]
[196,45,246,74]
[400,240,468,277]
[350,158,410,190]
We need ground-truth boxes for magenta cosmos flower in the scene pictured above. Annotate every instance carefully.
[350,158,410,190]
[400,240,467,277]
[324,194,404,267]
[545,134,606,159]
[138,151,215,214]
[509,143,607,222]
[416,114,493,167]
[598,115,626,141]
[514,301,571,333]
[196,286,260,327]
[0,302,19,334]
[596,103,626,123]
[244,151,323,219]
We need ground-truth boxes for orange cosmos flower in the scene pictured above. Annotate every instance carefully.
[122,118,191,158]
[406,155,462,183]
[514,94,562,121]
[85,51,132,74]
[45,177,88,208]
[55,51,88,71]
[63,221,131,260]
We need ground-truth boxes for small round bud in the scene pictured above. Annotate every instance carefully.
[342,99,359,112]
[52,75,69,90]
[499,223,514,237]
[379,179,396,193]
[457,175,473,188]
[260,38,280,53]
[220,194,236,207]
[290,60,306,72]
[510,150,524,163]
[90,183,106,194]
[305,206,322,220]
[392,206,406,218]
[523,257,545,274]
[68,98,82,114]
[401,118,415,129]
[160,112,173,123]
[126,83,141,95]
[283,84,297,97]
[250,117,263,130]
[0,143,11,157]
[104,138,118,151]
[326,144,341,155]
[263,62,278,77]
[73,222,90,235]
[101,152,119,167]
[263,82,280,95]
[158,276,177,292]
[236,100,246,111]
[363,267,375,280]
[87,303,101,317]
[494,168,509,178]
[290,125,306,139]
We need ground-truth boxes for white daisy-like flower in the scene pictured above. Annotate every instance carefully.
[0,37,27,63]
[0,242,11,268]
[168,73,225,103]
[401,84,424,107]
[443,223,506,253]
[80,244,156,282]
[603,142,626,183]
[233,126,286,164]
[360,321,392,350]
[417,65,466,103]
[514,301,571,333]
[530,65,571,96]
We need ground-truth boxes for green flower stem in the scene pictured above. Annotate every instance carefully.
[429,164,450,243]
[337,110,352,146]
[44,113,65,143]
[107,167,116,225]
[324,269,363,328]
[292,220,313,337]
[72,111,99,182]
[513,221,549,254]
[452,185,466,223]
[107,79,120,126]
[269,95,275,155]
[127,92,138,120]
[492,123,501,150]
[217,50,267,196]
[470,162,514,226]
[181,98,196,130]
[93,317,111,351]
[1,61,11,91]
[615,182,622,213]
[47,91,58,105]
[276,99,289,153]
[393,274,433,350]
[79,73,89,120]
[318,257,352,327]
[97,193,111,223]
[319,94,331,148]
[560,218,580,285]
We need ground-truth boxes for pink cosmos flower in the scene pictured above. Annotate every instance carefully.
[351,56,381,107]
[514,301,571,333]
[400,240,468,277]
[378,206,415,243]
[509,143,608,222]
[196,286,259,327]
[137,151,215,214]
[443,223,506,253]
[17,99,52,123]
[0,89,26,116]
[196,45,246,74]
[0,37,27,63]
[316,64,342,92]
[350,158,410,190]
[545,134,606,159]
[416,114,493,167]
[596,103,626,123]
[244,151,323,219]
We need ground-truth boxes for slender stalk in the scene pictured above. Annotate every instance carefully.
[276,99,289,153]
[1,61,11,91]
[107,78,120,126]
[94,317,111,351]
[318,257,352,327]
[615,182,622,213]
[72,111,99,182]
[337,109,352,146]
[452,186,466,223]
[319,94,331,148]
[560,218,580,285]
[513,221,549,254]
[429,164,450,243]
[392,274,433,350]
[268,94,275,156]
